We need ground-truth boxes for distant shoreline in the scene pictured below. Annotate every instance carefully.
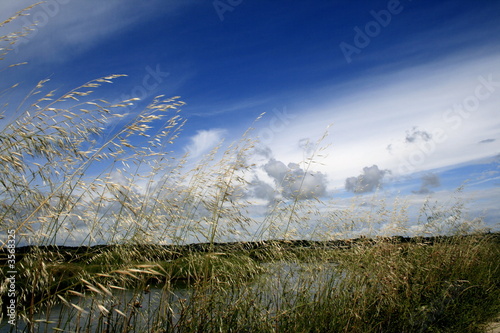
[2,232,498,264]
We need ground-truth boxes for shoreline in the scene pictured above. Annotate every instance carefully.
[2,232,499,264]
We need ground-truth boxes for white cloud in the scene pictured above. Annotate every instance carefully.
[260,50,500,189]
[262,158,328,200]
[345,165,388,194]
[184,128,226,158]
[0,0,194,63]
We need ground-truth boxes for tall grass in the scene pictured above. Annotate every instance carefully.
[1,5,499,332]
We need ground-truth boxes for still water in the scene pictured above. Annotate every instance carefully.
[1,262,341,332]
[1,285,190,333]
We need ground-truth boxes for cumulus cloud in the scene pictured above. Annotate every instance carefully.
[422,173,440,187]
[412,173,441,194]
[252,145,273,159]
[262,158,328,200]
[184,129,226,158]
[405,127,432,143]
[247,178,276,203]
[345,165,388,193]
[263,159,288,184]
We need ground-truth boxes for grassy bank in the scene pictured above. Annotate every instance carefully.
[1,6,499,332]
[1,233,499,332]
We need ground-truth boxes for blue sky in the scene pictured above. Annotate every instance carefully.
[1,0,500,238]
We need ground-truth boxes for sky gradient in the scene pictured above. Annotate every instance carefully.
[1,0,499,239]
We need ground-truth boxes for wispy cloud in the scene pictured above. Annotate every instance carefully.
[1,1,195,64]
[258,50,500,189]
[184,128,226,158]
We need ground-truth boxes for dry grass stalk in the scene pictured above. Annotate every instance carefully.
[0,5,497,333]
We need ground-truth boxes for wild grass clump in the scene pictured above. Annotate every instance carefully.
[331,234,500,332]
[1,4,499,332]
[138,234,499,333]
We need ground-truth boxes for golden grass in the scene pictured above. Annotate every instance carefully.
[1,5,498,332]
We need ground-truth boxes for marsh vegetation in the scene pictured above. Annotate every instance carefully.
[1,5,499,333]
[1,235,499,332]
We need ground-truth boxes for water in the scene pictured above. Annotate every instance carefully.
[0,285,190,333]
[1,261,342,332]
